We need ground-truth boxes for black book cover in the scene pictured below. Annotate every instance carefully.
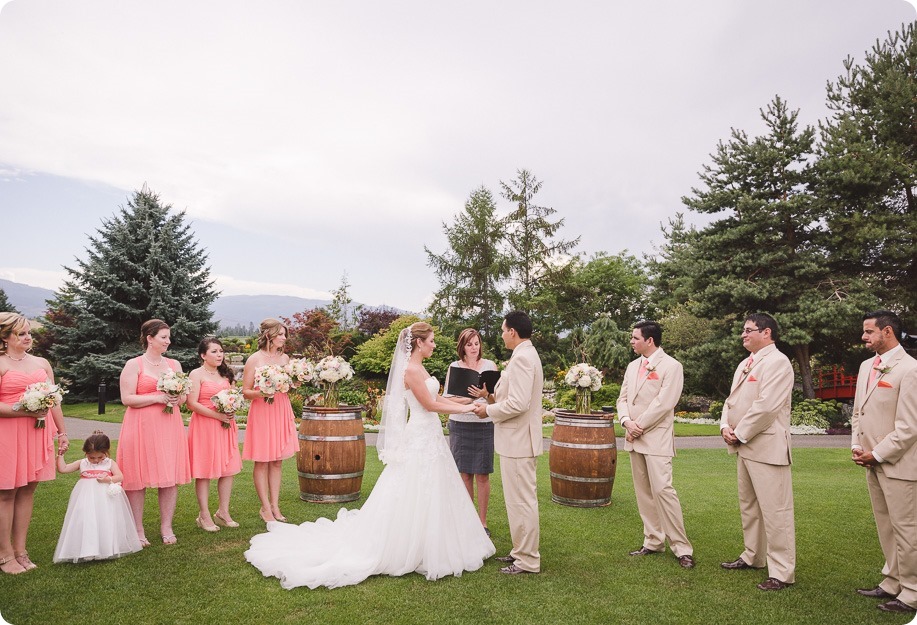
[446,367,501,398]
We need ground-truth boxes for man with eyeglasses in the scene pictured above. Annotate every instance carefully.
[850,310,917,615]
[719,313,796,591]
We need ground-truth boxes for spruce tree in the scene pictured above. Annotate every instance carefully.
[425,186,510,352]
[499,169,579,314]
[0,288,18,314]
[46,187,218,397]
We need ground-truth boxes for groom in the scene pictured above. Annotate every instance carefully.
[472,311,544,575]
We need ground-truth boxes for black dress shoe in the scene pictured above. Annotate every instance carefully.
[720,557,762,570]
[677,555,695,569]
[856,586,895,599]
[495,555,515,563]
[877,599,916,613]
[757,577,792,591]
[628,547,663,556]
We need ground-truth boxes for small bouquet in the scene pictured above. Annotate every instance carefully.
[14,381,67,428]
[314,355,354,407]
[211,387,247,428]
[107,482,125,497]
[563,363,603,415]
[156,370,192,414]
[253,365,292,404]
[285,358,315,387]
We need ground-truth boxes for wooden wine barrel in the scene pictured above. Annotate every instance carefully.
[297,406,366,503]
[549,411,617,507]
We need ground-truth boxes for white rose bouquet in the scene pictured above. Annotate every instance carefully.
[211,387,248,428]
[314,355,354,407]
[253,365,292,404]
[14,381,67,428]
[156,370,192,414]
[284,358,315,387]
[563,363,603,414]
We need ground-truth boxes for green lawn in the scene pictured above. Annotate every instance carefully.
[0,444,906,625]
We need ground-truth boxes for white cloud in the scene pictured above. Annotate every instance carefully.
[212,274,331,300]
[0,267,66,291]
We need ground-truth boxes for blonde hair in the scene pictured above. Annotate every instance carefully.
[0,312,29,356]
[408,322,433,350]
[257,318,289,352]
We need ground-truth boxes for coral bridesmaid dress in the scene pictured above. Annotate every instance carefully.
[189,378,242,479]
[242,391,297,462]
[0,369,57,489]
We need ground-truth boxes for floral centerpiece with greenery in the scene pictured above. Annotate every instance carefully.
[563,363,603,415]
[314,355,355,408]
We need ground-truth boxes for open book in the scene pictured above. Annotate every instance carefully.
[445,366,501,398]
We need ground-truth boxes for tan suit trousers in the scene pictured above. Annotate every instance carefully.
[630,452,692,557]
[500,455,540,572]
[867,467,917,608]
[737,455,796,583]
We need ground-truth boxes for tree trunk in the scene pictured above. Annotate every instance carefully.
[793,344,815,399]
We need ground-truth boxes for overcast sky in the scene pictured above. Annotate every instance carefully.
[0,0,914,313]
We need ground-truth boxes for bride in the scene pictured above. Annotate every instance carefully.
[244,322,496,589]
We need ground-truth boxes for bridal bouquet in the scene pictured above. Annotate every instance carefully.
[253,365,292,404]
[285,358,315,387]
[563,363,603,415]
[314,355,354,408]
[157,370,192,414]
[14,381,67,428]
[211,387,247,428]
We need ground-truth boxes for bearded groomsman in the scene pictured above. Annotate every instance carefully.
[719,313,795,591]
[851,310,917,615]
[617,320,694,568]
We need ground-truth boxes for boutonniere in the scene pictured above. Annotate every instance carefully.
[645,364,657,375]
[874,364,894,375]
[742,363,752,375]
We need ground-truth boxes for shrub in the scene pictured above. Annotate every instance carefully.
[677,394,712,413]
[791,399,842,429]
[708,400,724,420]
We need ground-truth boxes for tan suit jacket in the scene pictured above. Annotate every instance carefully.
[487,340,544,458]
[617,349,684,457]
[851,348,917,480]
[720,343,793,465]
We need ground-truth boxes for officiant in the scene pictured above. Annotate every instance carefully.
[443,328,499,537]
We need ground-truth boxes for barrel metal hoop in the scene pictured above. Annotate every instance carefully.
[551,494,611,507]
[550,441,616,450]
[555,418,614,428]
[297,470,364,480]
[301,413,361,421]
[550,471,614,483]
[298,434,365,442]
[299,492,360,503]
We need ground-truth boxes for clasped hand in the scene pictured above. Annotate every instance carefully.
[721,426,740,445]
[623,420,643,443]
[852,448,878,467]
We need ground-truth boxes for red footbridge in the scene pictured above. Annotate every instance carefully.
[814,366,857,400]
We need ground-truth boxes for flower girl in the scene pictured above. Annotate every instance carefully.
[54,431,143,563]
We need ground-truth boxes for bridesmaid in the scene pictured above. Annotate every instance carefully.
[242,318,297,523]
[0,313,69,574]
[186,337,242,532]
[117,319,191,546]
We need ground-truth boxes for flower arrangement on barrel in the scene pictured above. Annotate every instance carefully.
[563,363,604,415]
[313,355,355,408]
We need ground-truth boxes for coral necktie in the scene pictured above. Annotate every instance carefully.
[868,354,882,387]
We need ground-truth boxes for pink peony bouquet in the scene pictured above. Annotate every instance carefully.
[14,381,67,428]
[285,358,315,387]
[156,370,192,414]
[211,387,247,428]
[253,365,292,404]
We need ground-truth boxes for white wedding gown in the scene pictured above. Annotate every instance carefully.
[245,377,496,589]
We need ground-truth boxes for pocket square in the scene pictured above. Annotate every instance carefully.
[646,372,659,380]
[877,380,893,388]
[747,375,758,382]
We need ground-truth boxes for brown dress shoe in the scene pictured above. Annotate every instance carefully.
[500,563,536,575]
[757,577,792,591]
[877,599,916,613]
[856,586,895,599]
[494,555,515,563]
[677,555,695,569]
[720,557,762,570]
[629,547,663,556]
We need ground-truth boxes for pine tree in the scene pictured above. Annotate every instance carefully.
[425,186,510,351]
[499,169,579,314]
[817,23,917,322]
[680,96,871,398]
[46,187,218,397]
[0,288,18,313]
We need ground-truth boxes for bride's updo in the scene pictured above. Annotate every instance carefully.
[408,322,433,350]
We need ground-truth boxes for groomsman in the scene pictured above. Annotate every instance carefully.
[472,311,544,575]
[719,313,795,591]
[851,310,917,615]
[617,320,694,568]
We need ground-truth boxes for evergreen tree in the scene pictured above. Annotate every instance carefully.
[0,288,18,313]
[326,272,361,331]
[679,96,870,398]
[817,23,917,322]
[46,187,218,397]
[500,169,579,314]
[425,186,510,352]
